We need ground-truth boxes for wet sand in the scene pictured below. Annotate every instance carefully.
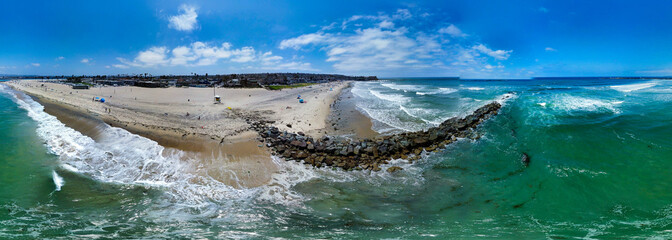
[327,84,379,139]
[32,94,277,188]
[5,80,361,188]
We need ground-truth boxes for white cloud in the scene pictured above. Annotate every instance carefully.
[113,64,129,69]
[280,10,513,75]
[31,63,40,67]
[439,24,468,38]
[57,56,65,60]
[137,47,169,66]
[261,51,283,63]
[472,44,512,60]
[545,47,557,52]
[279,33,332,50]
[116,41,312,71]
[231,47,256,63]
[282,22,445,72]
[378,20,395,29]
[169,5,198,31]
[80,58,90,63]
[393,9,412,20]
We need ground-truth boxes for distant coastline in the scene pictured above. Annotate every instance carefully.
[1,73,378,88]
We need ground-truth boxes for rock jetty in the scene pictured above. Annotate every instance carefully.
[249,101,502,171]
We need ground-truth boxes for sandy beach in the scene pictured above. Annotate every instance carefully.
[4,80,351,187]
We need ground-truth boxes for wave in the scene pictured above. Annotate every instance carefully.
[381,83,425,92]
[525,94,621,126]
[8,89,243,203]
[610,82,657,92]
[1,86,316,208]
[464,87,485,91]
[548,164,608,178]
[369,89,410,103]
[354,105,418,133]
[416,87,458,96]
[52,171,64,191]
[549,95,620,114]
[399,105,443,125]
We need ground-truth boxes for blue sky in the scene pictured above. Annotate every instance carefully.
[1,0,672,78]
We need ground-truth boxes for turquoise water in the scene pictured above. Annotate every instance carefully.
[2,79,672,239]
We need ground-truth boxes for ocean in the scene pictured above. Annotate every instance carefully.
[1,78,672,239]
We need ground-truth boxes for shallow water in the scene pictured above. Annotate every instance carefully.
[1,78,672,239]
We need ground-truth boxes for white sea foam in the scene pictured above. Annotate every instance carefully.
[525,94,622,126]
[256,156,320,206]
[354,104,417,133]
[465,87,485,91]
[416,87,458,95]
[550,95,620,114]
[9,90,244,203]
[381,83,425,92]
[354,82,512,133]
[610,81,657,92]
[369,89,409,103]
[60,163,79,172]
[496,93,517,106]
[52,171,64,191]
[399,105,443,125]
[548,165,607,178]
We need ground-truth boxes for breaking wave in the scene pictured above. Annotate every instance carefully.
[381,83,425,92]
[464,87,485,91]
[369,89,410,103]
[416,87,458,95]
[610,81,657,92]
[52,171,64,191]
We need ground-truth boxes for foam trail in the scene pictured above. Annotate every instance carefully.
[465,87,485,91]
[52,171,64,191]
[610,82,656,92]
[381,83,425,92]
[369,89,409,103]
[416,87,458,95]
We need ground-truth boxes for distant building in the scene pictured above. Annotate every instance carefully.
[72,84,89,89]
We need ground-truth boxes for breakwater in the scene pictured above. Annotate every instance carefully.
[250,101,503,172]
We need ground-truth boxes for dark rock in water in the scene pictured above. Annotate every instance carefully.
[522,153,530,166]
[250,101,503,171]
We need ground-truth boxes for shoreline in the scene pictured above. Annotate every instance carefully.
[327,82,379,139]
[3,80,352,188]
